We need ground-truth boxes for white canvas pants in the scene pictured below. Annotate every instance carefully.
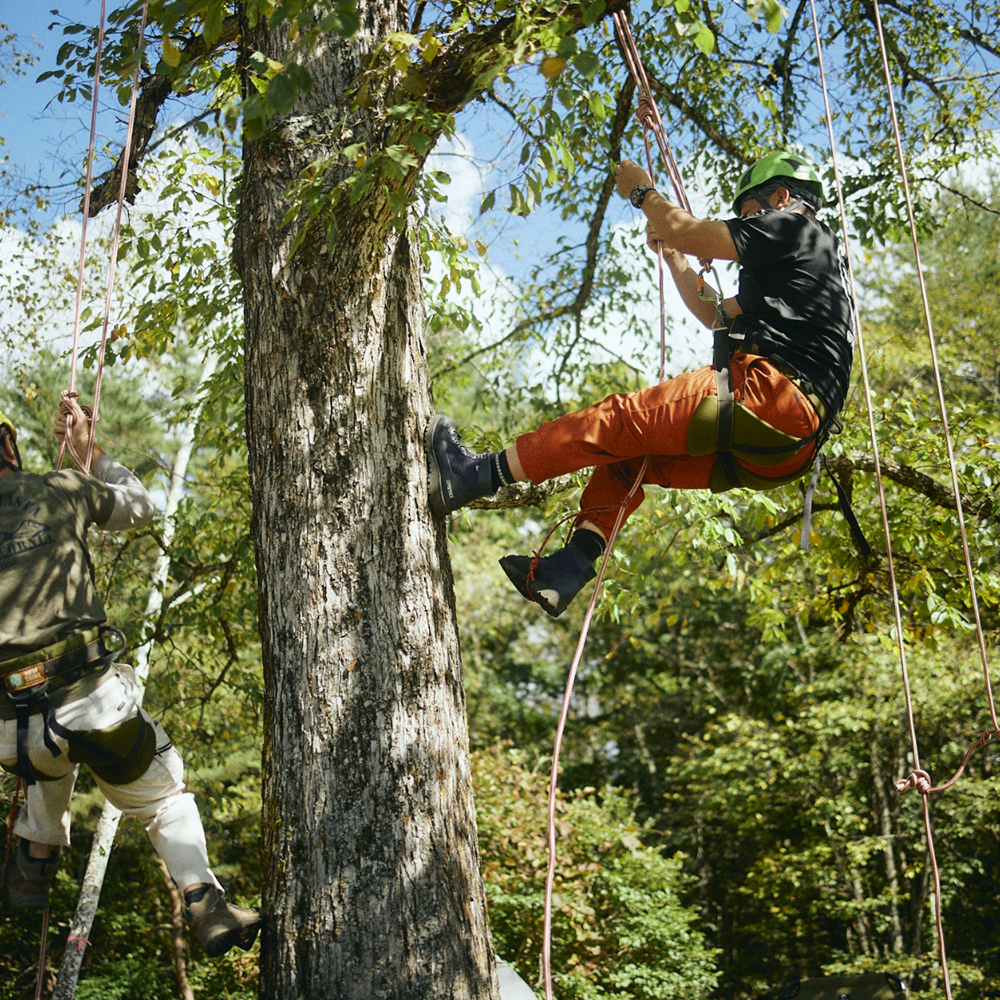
[0,663,219,891]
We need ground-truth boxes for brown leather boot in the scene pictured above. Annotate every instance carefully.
[184,885,262,957]
[4,840,60,910]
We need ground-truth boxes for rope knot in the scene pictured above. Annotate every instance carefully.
[895,769,931,795]
[635,95,658,130]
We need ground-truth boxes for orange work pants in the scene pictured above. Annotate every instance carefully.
[514,355,821,538]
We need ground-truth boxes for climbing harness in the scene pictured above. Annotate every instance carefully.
[694,188,870,553]
[705,305,870,554]
[0,626,158,790]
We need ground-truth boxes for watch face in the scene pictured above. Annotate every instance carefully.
[631,185,650,207]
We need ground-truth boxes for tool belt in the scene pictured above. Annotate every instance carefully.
[0,627,125,706]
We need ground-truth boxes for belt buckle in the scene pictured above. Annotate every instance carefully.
[4,676,50,704]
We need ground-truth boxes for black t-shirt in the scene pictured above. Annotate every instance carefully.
[724,209,855,417]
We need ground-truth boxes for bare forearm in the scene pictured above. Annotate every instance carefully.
[641,191,738,262]
[660,250,719,328]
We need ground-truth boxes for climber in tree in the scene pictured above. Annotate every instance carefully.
[0,399,261,956]
[426,150,854,617]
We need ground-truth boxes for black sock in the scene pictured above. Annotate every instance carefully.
[569,528,606,563]
[488,450,514,493]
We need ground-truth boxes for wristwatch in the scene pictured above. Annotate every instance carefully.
[629,184,655,208]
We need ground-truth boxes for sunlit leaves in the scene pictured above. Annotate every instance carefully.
[746,0,789,33]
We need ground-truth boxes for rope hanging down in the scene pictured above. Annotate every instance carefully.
[21,7,149,1000]
[809,1,997,996]
[537,14,698,999]
[58,2,150,476]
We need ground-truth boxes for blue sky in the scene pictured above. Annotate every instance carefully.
[1,3,129,218]
[0,3,722,376]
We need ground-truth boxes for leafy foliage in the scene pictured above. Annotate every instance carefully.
[475,746,719,999]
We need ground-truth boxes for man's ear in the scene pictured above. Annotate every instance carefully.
[772,186,794,209]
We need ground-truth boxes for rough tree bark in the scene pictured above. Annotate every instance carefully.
[235,5,498,998]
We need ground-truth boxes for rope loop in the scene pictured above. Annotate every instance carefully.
[67,935,93,954]
[895,769,932,795]
[635,94,658,132]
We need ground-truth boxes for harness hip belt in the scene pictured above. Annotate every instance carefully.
[710,326,871,556]
[0,626,156,787]
[0,627,124,704]
[711,327,825,491]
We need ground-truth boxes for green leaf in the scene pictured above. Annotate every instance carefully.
[203,2,224,44]
[582,0,606,26]
[267,73,297,114]
[573,51,600,81]
[286,62,312,92]
[693,23,715,52]
[409,131,434,154]
[556,35,578,58]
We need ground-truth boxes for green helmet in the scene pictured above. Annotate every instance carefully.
[0,408,15,443]
[732,151,824,214]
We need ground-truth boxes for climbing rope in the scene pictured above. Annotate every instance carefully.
[538,13,705,998]
[542,7,989,998]
[865,2,996,993]
[20,7,148,999]
[806,1,998,995]
[58,1,149,475]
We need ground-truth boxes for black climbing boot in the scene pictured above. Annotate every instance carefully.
[425,415,495,518]
[4,840,60,910]
[499,543,598,618]
[185,885,263,957]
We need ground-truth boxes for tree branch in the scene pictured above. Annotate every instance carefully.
[85,15,240,217]
[828,451,993,517]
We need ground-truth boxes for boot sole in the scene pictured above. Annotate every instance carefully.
[499,556,564,618]
[424,415,450,518]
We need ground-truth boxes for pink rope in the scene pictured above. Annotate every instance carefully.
[34,906,50,1000]
[807,0,999,993]
[540,458,648,1000]
[67,935,93,954]
[59,3,150,474]
[868,2,996,733]
[58,0,109,473]
[540,16,678,997]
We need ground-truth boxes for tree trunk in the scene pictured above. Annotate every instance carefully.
[237,7,496,999]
